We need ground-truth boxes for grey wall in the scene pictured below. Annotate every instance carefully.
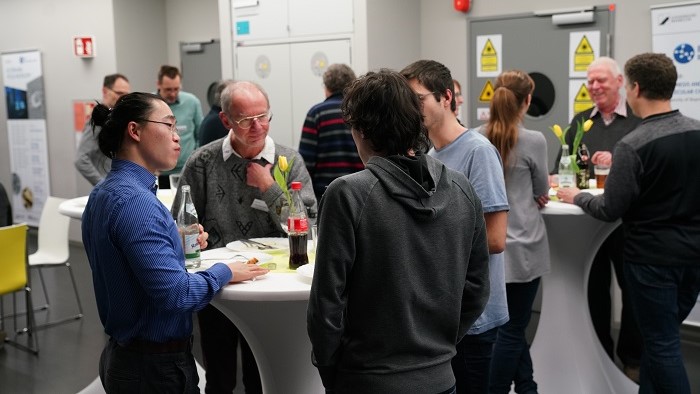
[113,0,168,95]
[366,0,421,72]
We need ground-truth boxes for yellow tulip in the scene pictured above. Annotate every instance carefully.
[278,156,288,172]
[583,119,593,132]
[552,124,563,138]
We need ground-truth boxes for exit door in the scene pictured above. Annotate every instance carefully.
[468,8,613,170]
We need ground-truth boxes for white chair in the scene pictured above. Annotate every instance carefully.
[29,196,83,328]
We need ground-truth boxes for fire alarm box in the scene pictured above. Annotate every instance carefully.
[73,36,95,58]
[454,0,471,13]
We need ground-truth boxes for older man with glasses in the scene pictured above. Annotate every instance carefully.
[74,73,131,185]
[173,80,316,394]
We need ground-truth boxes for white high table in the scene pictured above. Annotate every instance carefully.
[207,256,324,394]
[533,199,636,393]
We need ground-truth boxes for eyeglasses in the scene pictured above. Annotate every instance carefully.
[417,91,437,101]
[232,112,273,129]
[139,119,178,135]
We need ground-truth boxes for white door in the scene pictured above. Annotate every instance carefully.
[236,43,294,147]
[235,39,351,149]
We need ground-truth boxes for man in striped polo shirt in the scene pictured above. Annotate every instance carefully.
[299,64,364,201]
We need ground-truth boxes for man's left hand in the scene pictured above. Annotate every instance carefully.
[246,162,275,192]
[556,187,581,204]
[197,224,208,250]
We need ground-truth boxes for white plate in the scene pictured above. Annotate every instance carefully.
[296,263,315,282]
[226,237,289,253]
[199,250,273,264]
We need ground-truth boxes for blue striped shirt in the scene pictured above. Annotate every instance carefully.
[82,159,232,343]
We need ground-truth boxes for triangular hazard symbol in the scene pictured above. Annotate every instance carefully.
[575,84,590,101]
[482,39,496,56]
[479,80,494,102]
[575,36,594,54]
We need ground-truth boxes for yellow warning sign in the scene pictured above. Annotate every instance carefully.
[573,83,594,114]
[574,35,595,72]
[480,39,498,73]
[479,80,495,102]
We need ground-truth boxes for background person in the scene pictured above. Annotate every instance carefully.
[83,92,267,393]
[155,65,203,189]
[453,78,465,122]
[199,79,235,147]
[307,69,490,394]
[174,81,316,394]
[558,52,700,394]
[298,63,364,201]
[402,60,509,394]
[481,70,549,394]
[74,73,131,185]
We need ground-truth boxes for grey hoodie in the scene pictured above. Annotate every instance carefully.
[307,153,490,393]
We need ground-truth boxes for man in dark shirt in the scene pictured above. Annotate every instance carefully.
[199,79,234,146]
[558,53,700,393]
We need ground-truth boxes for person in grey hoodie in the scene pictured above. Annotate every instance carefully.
[307,69,491,394]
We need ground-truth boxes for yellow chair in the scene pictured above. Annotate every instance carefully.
[0,223,39,354]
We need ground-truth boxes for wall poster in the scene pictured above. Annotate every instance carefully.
[651,2,700,121]
[2,49,50,226]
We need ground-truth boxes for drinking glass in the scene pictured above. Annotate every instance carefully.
[594,164,610,189]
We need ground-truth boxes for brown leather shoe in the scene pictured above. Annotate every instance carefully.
[624,364,640,384]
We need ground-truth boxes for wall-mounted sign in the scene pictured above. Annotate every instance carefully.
[73,36,95,58]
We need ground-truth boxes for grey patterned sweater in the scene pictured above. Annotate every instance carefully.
[172,139,317,249]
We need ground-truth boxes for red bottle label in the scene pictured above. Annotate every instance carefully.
[287,217,308,232]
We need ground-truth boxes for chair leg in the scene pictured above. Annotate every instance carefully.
[4,288,38,355]
[33,263,84,329]
[36,267,51,310]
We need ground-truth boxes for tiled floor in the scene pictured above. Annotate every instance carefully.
[1,230,699,393]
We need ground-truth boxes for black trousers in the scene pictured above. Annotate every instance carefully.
[198,304,262,394]
[587,226,643,367]
[99,338,199,393]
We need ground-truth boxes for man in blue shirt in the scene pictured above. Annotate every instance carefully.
[402,60,509,394]
[83,92,267,393]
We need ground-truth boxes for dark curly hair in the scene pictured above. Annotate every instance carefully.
[341,69,430,156]
[624,53,677,101]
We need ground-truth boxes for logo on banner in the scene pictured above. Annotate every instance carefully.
[480,39,498,72]
[673,43,695,64]
[574,83,593,114]
[479,80,495,102]
[574,35,595,71]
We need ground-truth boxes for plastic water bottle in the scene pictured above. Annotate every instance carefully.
[287,182,309,269]
[177,185,201,269]
[559,144,575,188]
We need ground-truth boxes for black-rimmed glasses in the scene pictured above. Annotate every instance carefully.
[232,112,273,129]
[139,119,178,134]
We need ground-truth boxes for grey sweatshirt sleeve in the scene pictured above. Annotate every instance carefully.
[574,141,641,221]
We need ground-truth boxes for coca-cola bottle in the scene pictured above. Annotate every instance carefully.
[287,181,309,269]
[177,185,201,269]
